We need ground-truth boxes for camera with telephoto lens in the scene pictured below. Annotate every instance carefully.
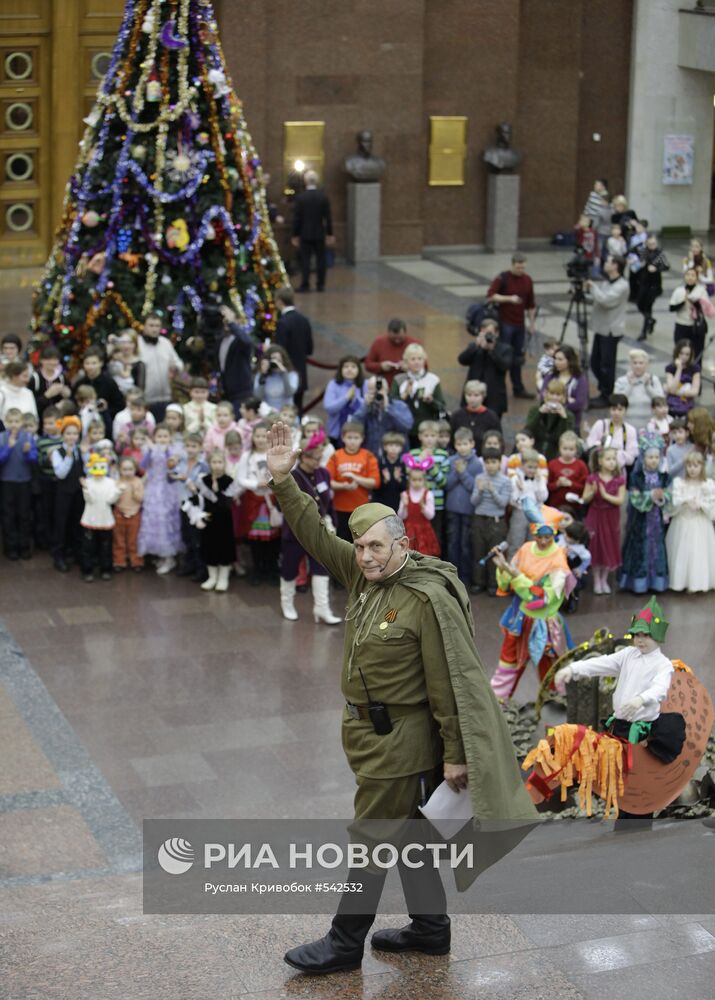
[565,245,591,283]
[268,360,279,372]
[375,377,385,403]
[484,333,496,345]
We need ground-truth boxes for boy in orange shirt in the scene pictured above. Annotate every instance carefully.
[326,421,379,539]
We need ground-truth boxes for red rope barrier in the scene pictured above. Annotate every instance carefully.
[305,354,367,370]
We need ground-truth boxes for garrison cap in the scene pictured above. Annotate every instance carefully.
[348,503,400,540]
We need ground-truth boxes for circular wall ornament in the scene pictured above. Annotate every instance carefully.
[5,152,34,182]
[90,52,112,80]
[4,52,33,81]
[5,102,34,132]
[6,202,34,232]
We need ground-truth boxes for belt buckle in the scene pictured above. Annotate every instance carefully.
[346,702,360,720]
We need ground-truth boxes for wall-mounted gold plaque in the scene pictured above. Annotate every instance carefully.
[428,116,467,186]
[283,121,325,194]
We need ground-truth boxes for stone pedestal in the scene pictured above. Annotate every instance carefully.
[346,182,381,263]
[485,174,520,253]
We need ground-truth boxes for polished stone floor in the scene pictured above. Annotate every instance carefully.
[1,252,715,999]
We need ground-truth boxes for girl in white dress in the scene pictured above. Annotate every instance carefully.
[666,451,715,593]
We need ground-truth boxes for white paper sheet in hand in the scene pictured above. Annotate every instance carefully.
[418,780,473,840]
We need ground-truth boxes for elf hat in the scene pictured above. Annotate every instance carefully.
[630,595,668,643]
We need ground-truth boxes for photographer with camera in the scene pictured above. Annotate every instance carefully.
[352,374,413,459]
[253,345,299,412]
[457,318,513,417]
[216,305,256,417]
[585,255,630,408]
[486,252,536,399]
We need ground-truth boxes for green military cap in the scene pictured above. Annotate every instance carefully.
[629,595,668,643]
[348,502,399,540]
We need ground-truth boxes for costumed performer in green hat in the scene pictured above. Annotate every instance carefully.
[554,596,686,823]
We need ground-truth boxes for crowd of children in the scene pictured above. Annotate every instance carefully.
[2,326,715,619]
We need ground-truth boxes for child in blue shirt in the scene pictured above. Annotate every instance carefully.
[0,407,38,559]
[445,428,482,585]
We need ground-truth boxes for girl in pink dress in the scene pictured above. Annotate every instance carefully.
[398,458,440,557]
[583,446,626,595]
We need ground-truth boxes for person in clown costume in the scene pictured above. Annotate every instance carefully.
[555,596,686,824]
[490,498,574,699]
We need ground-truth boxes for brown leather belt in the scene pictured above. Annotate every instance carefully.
[345,702,428,721]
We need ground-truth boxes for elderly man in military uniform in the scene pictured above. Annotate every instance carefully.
[266,422,536,975]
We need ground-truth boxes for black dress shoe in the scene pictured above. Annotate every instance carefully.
[6,551,20,561]
[588,395,611,410]
[284,932,363,975]
[371,919,450,955]
[513,389,535,399]
[296,285,311,293]
[20,549,32,560]
[54,558,70,573]
[469,584,485,594]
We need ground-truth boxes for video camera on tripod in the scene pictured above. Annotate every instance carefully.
[559,246,591,369]
[565,246,592,298]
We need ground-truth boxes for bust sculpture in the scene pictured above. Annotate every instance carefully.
[344,129,386,182]
[482,121,523,174]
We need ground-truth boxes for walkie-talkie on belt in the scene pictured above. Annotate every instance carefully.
[358,668,393,735]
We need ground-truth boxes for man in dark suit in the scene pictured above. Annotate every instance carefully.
[218,306,255,417]
[274,287,314,413]
[291,170,334,292]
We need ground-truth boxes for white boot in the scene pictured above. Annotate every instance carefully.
[201,566,218,591]
[312,576,341,625]
[215,565,230,592]
[280,578,299,621]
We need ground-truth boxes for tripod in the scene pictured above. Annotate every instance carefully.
[558,281,590,371]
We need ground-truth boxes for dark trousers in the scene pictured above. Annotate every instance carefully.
[336,510,352,542]
[148,401,169,422]
[471,514,507,590]
[299,238,326,290]
[590,333,621,399]
[446,511,472,584]
[35,476,56,548]
[499,322,526,392]
[674,322,704,363]
[248,538,280,579]
[1,480,32,555]
[637,287,659,331]
[281,539,327,580]
[180,509,205,575]
[82,528,113,575]
[52,488,83,561]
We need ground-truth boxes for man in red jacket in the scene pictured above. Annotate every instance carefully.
[364,319,421,388]
[487,252,536,399]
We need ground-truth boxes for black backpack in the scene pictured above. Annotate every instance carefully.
[465,271,509,336]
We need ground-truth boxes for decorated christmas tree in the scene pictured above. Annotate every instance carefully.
[31,0,287,372]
